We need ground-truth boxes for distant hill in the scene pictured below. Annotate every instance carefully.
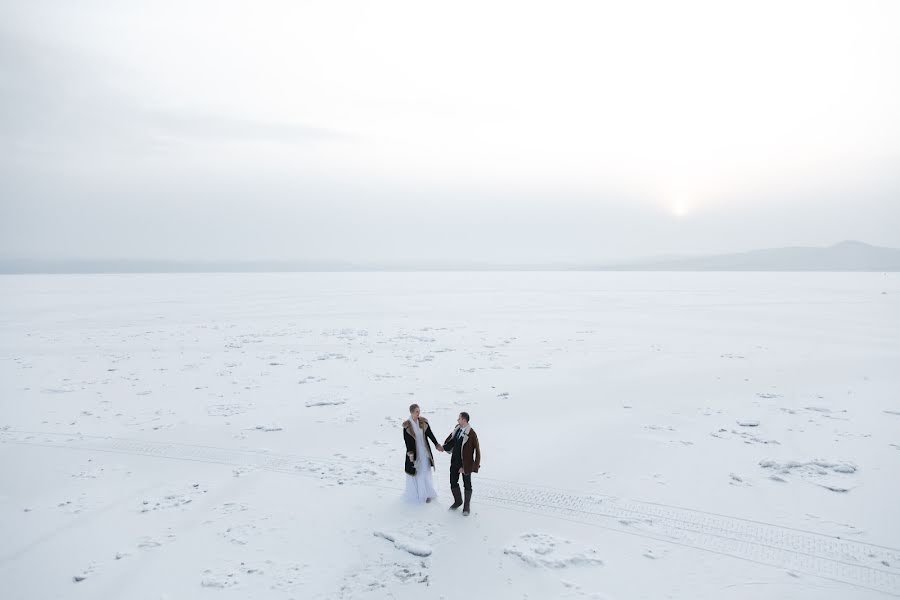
[2,241,899,273]
[597,241,900,272]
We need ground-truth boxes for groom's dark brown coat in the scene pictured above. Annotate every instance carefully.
[443,426,481,474]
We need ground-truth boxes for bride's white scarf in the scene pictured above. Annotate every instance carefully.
[410,417,424,442]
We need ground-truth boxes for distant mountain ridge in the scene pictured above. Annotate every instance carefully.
[598,241,900,272]
[1,241,899,273]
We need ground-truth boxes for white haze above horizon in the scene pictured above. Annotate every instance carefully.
[1,0,899,263]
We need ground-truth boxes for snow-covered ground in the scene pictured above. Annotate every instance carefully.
[1,272,898,599]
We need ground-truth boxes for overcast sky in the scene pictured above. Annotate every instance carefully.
[1,0,899,263]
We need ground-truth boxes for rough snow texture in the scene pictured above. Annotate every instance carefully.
[1,272,899,599]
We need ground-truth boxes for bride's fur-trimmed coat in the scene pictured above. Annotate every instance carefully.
[403,417,440,474]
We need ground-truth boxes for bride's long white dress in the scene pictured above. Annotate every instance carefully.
[403,419,438,503]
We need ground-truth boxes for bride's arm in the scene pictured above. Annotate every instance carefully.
[426,426,441,450]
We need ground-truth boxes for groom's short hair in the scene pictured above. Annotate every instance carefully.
[409,403,419,413]
[459,411,470,422]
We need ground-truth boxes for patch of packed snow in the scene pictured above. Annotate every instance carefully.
[504,533,603,568]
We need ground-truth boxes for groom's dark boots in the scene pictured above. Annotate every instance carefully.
[449,486,463,510]
[462,488,472,516]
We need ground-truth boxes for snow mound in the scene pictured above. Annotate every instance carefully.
[759,458,858,491]
[254,424,283,432]
[373,530,432,557]
[305,399,346,408]
[503,533,603,568]
[759,458,857,475]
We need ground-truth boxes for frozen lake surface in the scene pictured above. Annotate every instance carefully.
[1,272,899,599]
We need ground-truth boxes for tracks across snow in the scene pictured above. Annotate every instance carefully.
[3,429,899,597]
[475,478,900,596]
[0,430,385,488]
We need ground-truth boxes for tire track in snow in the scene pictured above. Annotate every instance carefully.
[3,430,898,596]
[476,479,900,597]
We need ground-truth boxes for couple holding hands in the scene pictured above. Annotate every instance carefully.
[402,404,481,516]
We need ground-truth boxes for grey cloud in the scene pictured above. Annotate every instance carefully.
[0,30,344,158]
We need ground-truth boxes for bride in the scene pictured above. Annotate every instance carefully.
[402,403,443,503]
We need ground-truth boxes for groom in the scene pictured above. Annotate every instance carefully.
[443,411,481,516]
